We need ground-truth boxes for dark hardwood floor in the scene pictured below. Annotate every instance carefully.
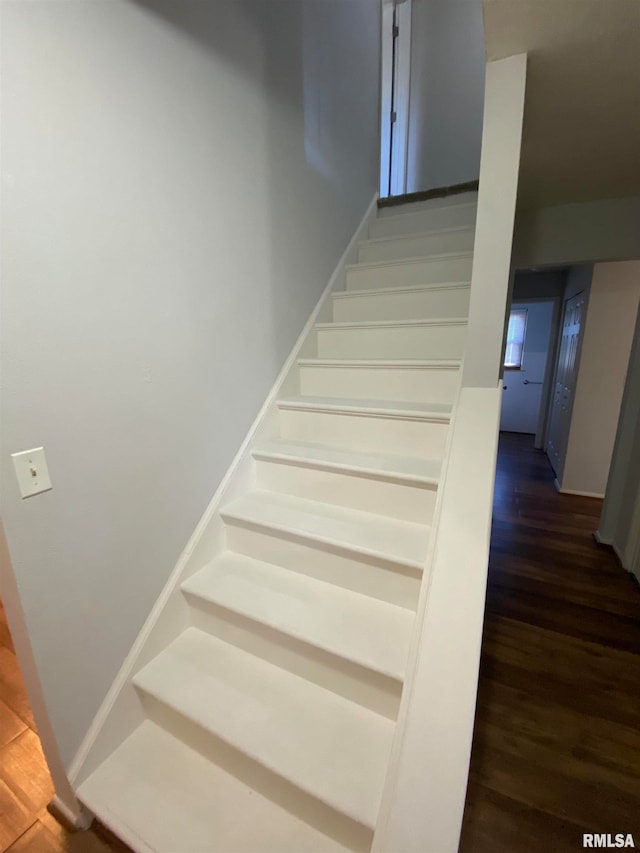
[460,433,640,852]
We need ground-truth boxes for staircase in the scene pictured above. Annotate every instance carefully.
[76,192,477,852]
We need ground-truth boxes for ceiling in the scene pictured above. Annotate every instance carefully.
[482,0,640,209]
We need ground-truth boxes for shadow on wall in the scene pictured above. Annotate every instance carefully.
[129,0,379,374]
[1,0,379,768]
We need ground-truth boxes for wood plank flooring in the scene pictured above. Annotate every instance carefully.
[460,433,640,852]
[0,599,124,852]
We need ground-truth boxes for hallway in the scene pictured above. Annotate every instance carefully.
[460,433,640,852]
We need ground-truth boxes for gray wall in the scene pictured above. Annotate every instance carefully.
[513,196,640,269]
[0,0,380,768]
[406,0,486,193]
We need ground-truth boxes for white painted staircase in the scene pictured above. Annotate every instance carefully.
[75,192,477,852]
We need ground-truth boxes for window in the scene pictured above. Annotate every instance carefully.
[504,308,527,369]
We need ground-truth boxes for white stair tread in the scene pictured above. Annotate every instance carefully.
[316,316,467,329]
[133,629,395,829]
[78,721,351,853]
[254,438,442,483]
[333,281,470,298]
[298,357,461,369]
[221,490,430,569]
[359,223,474,247]
[345,249,473,271]
[374,199,476,223]
[182,552,414,679]
[277,395,452,420]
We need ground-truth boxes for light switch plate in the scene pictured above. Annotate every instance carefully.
[11,447,53,498]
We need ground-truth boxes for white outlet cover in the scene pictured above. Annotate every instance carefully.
[11,447,53,498]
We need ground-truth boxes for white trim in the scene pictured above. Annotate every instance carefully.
[359,223,474,248]
[49,795,93,831]
[462,54,527,387]
[68,194,379,787]
[333,282,471,300]
[372,386,502,853]
[276,398,451,422]
[555,482,604,499]
[316,317,467,330]
[298,358,461,370]
[252,447,439,487]
[390,0,412,196]
[379,0,413,197]
[346,249,474,273]
[0,520,86,825]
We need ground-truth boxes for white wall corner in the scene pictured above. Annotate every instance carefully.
[48,795,93,831]
[462,52,527,388]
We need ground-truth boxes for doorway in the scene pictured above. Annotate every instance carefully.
[500,300,555,436]
[546,290,586,479]
[379,0,411,198]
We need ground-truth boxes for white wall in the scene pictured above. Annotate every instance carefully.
[561,262,640,497]
[406,0,485,193]
[513,196,640,269]
[598,300,640,580]
[0,0,380,769]
[501,301,554,434]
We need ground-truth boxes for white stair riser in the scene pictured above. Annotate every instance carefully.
[137,691,373,846]
[224,524,422,609]
[346,255,473,291]
[299,363,460,404]
[186,602,402,720]
[369,203,476,239]
[278,407,449,458]
[377,192,477,218]
[316,323,466,360]
[333,285,470,322]
[255,458,437,524]
[358,229,474,264]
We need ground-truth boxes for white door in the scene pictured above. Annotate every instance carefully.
[501,301,554,433]
[546,292,586,477]
[379,0,412,197]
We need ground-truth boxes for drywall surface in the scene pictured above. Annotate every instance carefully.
[0,0,380,768]
[561,262,640,496]
[406,0,485,192]
[513,196,640,269]
[512,269,566,301]
[501,301,554,433]
[598,275,640,577]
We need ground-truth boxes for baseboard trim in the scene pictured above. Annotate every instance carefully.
[593,532,635,574]
[554,481,604,499]
[68,193,379,788]
[377,180,479,209]
[48,795,93,831]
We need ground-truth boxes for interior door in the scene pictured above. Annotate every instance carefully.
[501,301,554,433]
[379,0,412,197]
[546,292,586,477]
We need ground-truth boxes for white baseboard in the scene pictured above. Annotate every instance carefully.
[68,193,379,788]
[555,481,604,499]
[48,795,93,831]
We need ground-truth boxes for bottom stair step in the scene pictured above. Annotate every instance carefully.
[132,628,394,832]
[78,720,354,853]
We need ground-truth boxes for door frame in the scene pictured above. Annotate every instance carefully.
[544,290,588,480]
[379,0,412,198]
[0,520,90,826]
[501,296,561,445]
